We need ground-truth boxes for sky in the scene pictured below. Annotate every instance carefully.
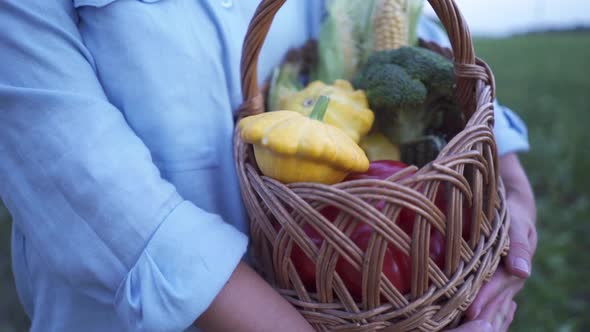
[424,0,590,36]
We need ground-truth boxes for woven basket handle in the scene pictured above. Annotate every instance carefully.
[239,0,488,119]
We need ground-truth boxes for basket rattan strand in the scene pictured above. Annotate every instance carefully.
[233,1,509,331]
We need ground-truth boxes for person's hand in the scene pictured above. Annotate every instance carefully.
[448,277,521,331]
[446,320,494,332]
[499,153,538,279]
[463,153,537,330]
[464,267,522,331]
[443,267,520,332]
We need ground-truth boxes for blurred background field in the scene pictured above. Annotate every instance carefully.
[474,31,590,332]
[1,8,589,332]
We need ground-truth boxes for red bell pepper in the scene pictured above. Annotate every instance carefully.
[287,223,323,291]
[335,223,412,297]
[283,160,472,299]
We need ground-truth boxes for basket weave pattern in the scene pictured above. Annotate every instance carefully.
[234,1,509,331]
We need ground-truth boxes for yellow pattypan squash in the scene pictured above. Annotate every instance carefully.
[278,80,374,143]
[359,132,401,162]
[239,96,369,184]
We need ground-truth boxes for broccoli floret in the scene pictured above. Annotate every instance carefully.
[385,47,455,96]
[360,64,426,113]
[353,46,457,145]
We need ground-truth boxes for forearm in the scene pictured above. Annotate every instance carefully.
[499,152,537,278]
[196,262,314,332]
[500,153,536,224]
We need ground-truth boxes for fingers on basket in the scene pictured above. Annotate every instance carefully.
[506,218,534,278]
[477,290,511,323]
[492,295,516,330]
[528,225,538,254]
[448,320,493,332]
[465,268,509,319]
[498,301,517,332]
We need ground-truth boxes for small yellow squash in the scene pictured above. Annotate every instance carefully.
[278,80,374,143]
[359,131,401,162]
[239,96,369,184]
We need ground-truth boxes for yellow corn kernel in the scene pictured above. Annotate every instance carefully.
[373,0,409,51]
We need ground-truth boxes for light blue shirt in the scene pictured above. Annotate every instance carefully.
[0,1,528,331]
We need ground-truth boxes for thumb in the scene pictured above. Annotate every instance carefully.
[506,212,533,278]
[446,320,492,332]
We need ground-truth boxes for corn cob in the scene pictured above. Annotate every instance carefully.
[373,0,409,51]
[315,0,378,82]
[332,7,359,81]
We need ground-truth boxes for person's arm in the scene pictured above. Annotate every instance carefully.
[0,2,311,331]
[197,262,313,332]
[500,153,537,277]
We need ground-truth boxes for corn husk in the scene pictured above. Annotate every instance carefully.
[314,0,377,83]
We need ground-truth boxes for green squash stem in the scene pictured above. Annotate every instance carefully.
[309,95,330,121]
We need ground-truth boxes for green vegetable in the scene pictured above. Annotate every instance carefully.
[408,0,424,46]
[353,46,456,145]
[400,135,446,167]
[314,0,377,83]
[267,50,305,112]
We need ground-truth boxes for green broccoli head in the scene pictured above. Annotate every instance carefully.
[351,50,405,89]
[363,47,455,95]
[353,46,456,145]
[359,64,427,111]
[385,46,455,96]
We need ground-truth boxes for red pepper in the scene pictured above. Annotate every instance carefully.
[339,160,438,298]
[284,160,472,299]
[287,223,323,291]
[345,160,412,182]
[335,223,412,297]
[287,220,412,297]
[348,160,471,267]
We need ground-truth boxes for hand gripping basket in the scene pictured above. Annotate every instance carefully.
[234,1,509,331]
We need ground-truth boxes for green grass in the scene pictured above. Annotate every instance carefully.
[0,32,589,331]
[474,32,590,332]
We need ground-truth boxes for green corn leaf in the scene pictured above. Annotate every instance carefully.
[314,0,377,83]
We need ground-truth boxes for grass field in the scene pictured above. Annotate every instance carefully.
[0,32,589,331]
[474,32,590,332]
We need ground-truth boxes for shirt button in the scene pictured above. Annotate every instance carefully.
[221,0,233,8]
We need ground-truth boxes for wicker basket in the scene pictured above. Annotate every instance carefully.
[234,1,509,331]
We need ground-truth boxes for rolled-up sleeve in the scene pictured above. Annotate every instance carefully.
[0,2,246,331]
[493,100,530,155]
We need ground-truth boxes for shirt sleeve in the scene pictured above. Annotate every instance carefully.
[0,2,247,331]
[417,15,530,156]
